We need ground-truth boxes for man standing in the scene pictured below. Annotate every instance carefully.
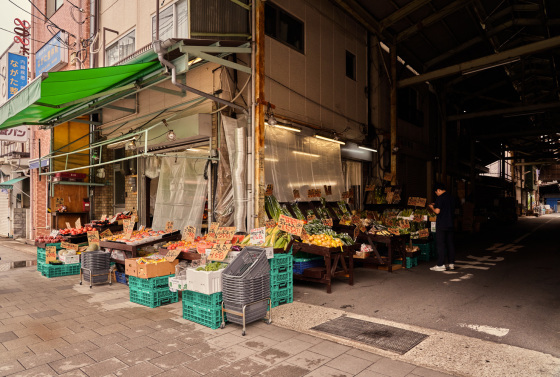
[428,183,455,271]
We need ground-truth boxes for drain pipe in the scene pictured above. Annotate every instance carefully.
[153,41,247,114]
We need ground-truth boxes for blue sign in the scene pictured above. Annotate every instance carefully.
[35,32,67,75]
[7,53,28,99]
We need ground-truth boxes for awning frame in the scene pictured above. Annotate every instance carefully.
[0,175,29,190]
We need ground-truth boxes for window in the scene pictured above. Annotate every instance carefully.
[152,0,188,41]
[346,51,356,80]
[106,30,136,66]
[46,0,63,18]
[265,3,304,53]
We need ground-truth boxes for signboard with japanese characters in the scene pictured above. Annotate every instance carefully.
[322,218,333,227]
[250,227,266,245]
[183,226,196,242]
[216,227,235,244]
[87,231,100,247]
[35,31,68,75]
[7,53,27,99]
[265,219,276,229]
[0,126,28,142]
[208,243,231,261]
[45,246,57,263]
[277,214,304,236]
[265,184,273,196]
[207,222,219,241]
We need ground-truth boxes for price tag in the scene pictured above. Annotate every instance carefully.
[386,192,394,204]
[208,243,231,261]
[323,185,332,196]
[75,217,82,229]
[46,246,57,263]
[322,218,333,227]
[351,215,361,226]
[353,227,360,239]
[165,221,174,232]
[165,248,182,262]
[100,214,107,221]
[277,214,304,236]
[340,214,351,224]
[342,191,349,199]
[250,227,266,245]
[265,184,273,196]
[265,219,276,229]
[207,222,219,241]
[49,230,59,237]
[383,172,393,181]
[66,222,71,229]
[61,241,78,251]
[78,246,88,252]
[293,189,301,199]
[418,228,429,238]
[417,198,427,207]
[87,231,100,247]
[55,197,64,206]
[307,214,316,221]
[408,197,417,206]
[100,229,112,239]
[307,189,314,198]
[365,184,375,192]
[123,220,134,239]
[183,226,196,242]
[216,227,236,244]
[388,228,400,235]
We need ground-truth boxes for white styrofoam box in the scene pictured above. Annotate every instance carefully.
[60,254,80,264]
[168,277,187,292]
[186,268,223,295]
[222,251,240,264]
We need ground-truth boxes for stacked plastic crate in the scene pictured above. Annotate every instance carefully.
[37,243,82,278]
[129,275,178,308]
[182,267,225,329]
[269,253,293,308]
[36,243,61,273]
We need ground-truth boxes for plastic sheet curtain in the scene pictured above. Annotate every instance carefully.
[343,160,363,210]
[151,153,207,233]
[264,125,345,202]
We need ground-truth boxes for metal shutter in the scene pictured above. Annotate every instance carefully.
[0,192,10,237]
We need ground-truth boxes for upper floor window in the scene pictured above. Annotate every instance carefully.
[265,3,304,53]
[46,0,64,18]
[152,0,188,41]
[106,30,136,66]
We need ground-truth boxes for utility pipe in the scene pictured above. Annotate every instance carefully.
[254,0,265,227]
[390,39,397,185]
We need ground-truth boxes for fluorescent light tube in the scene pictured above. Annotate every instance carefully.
[273,124,301,132]
[314,135,345,145]
[358,146,378,152]
[293,151,320,158]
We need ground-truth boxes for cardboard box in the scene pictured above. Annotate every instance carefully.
[125,258,138,277]
[133,259,179,279]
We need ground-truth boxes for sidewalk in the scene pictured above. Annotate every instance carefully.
[0,265,454,377]
[0,239,37,271]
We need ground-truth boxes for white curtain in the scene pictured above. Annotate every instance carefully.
[264,125,345,202]
[151,153,207,234]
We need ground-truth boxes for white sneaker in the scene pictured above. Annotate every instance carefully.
[430,265,446,271]
[448,264,455,270]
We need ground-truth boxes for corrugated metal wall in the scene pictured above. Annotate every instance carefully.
[190,0,250,39]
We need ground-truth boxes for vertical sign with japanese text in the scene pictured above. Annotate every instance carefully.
[7,53,27,99]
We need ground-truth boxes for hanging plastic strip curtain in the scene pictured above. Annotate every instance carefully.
[152,153,207,234]
[264,125,345,202]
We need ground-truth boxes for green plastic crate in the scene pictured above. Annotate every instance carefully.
[129,286,178,308]
[41,263,81,278]
[271,280,293,291]
[270,296,293,309]
[128,275,174,290]
[269,254,293,270]
[271,285,293,301]
[182,290,222,307]
[270,269,293,285]
[37,260,44,272]
[394,256,418,268]
[182,302,223,329]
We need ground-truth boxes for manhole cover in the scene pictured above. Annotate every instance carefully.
[312,317,428,354]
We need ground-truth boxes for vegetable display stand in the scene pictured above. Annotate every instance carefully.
[355,233,410,272]
[100,233,181,263]
[290,243,358,294]
[158,248,202,261]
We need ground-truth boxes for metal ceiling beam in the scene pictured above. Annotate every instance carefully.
[426,36,484,68]
[380,0,432,30]
[476,128,559,140]
[398,35,560,88]
[397,0,474,42]
[148,86,185,97]
[104,105,135,113]
[448,101,560,121]
[333,0,383,36]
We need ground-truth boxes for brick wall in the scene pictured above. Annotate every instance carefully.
[125,175,138,212]
[93,148,114,219]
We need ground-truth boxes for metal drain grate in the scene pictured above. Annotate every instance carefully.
[312,316,428,355]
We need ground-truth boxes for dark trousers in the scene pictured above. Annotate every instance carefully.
[436,229,455,266]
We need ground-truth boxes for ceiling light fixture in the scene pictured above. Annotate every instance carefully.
[293,151,320,158]
[162,119,176,141]
[315,135,345,145]
[272,124,300,132]
[125,138,137,151]
[265,114,277,126]
[462,57,520,75]
[358,146,378,152]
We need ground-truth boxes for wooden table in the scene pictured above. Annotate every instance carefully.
[158,248,202,261]
[291,243,358,294]
[356,233,409,272]
[100,233,181,263]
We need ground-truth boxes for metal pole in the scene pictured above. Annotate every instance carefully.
[390,40,397,185]
[156,0,160,41]
[254,0,265,226]
[441,89,447,182]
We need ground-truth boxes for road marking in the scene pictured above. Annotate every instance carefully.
[513,233,530,243]
[450,273,473,282]
[458,323,509,337]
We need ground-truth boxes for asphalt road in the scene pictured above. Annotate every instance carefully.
[293,214,560,358]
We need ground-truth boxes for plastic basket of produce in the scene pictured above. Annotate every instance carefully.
[41,263,81,278]
[129,287,178,308]
[182,302,223,329]
[129,275,174,290]
[268,253,293,271]
[182,290,222,307]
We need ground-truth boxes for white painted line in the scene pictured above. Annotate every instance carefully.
[513,233,530,243]
[459,323,510,337]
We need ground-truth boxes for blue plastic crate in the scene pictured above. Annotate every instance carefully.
[129,275,174,290]
[293,258,324,275]
[182,302,223,329]
[114,271,128,285]
[129,286,178,308]
[182,290,223,307]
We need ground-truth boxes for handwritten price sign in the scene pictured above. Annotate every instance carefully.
[323,185,332,196]
[61,241,78,251]
[265,184,274,196]
[207,222,219,241]
[418,228,429,238]
[293,189,301,199]
[165,221,174,232]
[183,226,196,242]
[216,227,236,244]
[46,246,57,263]
[265,219,276,229]
[66,222,71,229]
[75,217,82,229]
[100,214,107,221]
[100,229,112,239]
[250,227,266,245]
[208,243,231,261]
[322,218,333,227]
[277,214,304,236]
[165,248,182,262]
[351,215,361,226]
[87,231,100,247]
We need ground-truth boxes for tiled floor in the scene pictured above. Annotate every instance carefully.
[0,262,455,377]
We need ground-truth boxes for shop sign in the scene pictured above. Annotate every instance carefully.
[45,246,57,263]
[100,229,112,238]
[13,18,30,56]
[207,222,219,241]
[183,226,196,242]
[165,221,174,232]
[87,231,100,247]
[7,53,27,99]
[265,219,276,229]
[265,184,273,196]
[322,218,333,227]
[293,189,300,199]
[208,243,231,261]
[277,214,304,237]
[216,227,235,244]
[250,227,266,245]
[36,31,68,75]
[61,241,78,251]
[0,126,28,142]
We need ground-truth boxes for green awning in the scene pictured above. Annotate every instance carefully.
[0,176,28,190]
[0,61,160,130]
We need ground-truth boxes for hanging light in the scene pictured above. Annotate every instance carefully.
[162,119,176,141]
[265,114,278,126]
[125,138,137,151]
